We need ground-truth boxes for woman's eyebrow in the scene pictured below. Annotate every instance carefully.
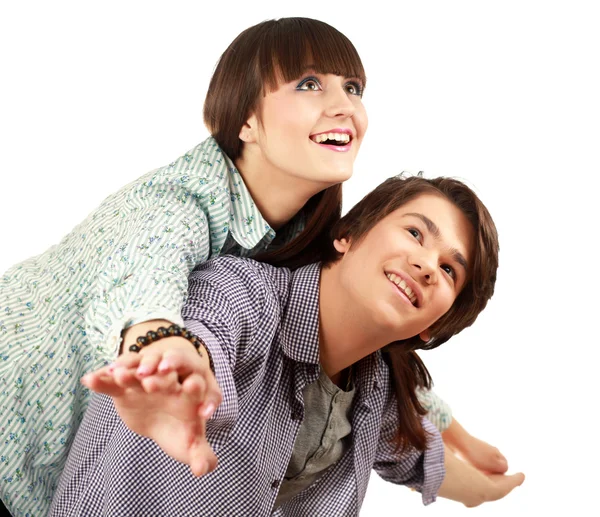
[298,65,358,80]
[404,212,469,272]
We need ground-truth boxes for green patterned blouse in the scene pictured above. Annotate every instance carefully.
[0,137,302,515]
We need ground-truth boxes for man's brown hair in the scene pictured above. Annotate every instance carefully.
[322,175,500,452]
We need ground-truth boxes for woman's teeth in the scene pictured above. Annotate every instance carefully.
[311,132,351,144]
[386,273,417,306]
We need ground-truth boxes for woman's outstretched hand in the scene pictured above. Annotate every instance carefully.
[82,335,221,477]
[438,444,524,507]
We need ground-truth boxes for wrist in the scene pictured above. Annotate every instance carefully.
[128,323,204,356]
[121,319,178,353]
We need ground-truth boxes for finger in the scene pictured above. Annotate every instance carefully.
[181,373,207,402]
[112,366,144,390]
[136,351,164,378]
[83,365,116,384]
[157,347,198,376]
[488,473,525,500]
[81,373,128,397]
[493,451,509,474]
[141,370,181,394]
[112,352,143,370]
[197,370,222,419]
[189,434,218,477]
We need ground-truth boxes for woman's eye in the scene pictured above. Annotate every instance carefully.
[297,78,321,91]
[441,264,456,279]
[345,81,363,96]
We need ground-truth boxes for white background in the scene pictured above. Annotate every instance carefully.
[1,1,598,515]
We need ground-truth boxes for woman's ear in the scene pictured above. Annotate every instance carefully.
[239,114,259,143]
[418,329,431,342]
[333,237,351,255]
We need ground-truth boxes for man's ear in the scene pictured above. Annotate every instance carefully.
[333,237,351,255]
[419,329,431,343]
[239,113,259,143]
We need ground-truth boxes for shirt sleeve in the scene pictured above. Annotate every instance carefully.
[181,256,279,448]
[84,179,212,360]
[372,399,445,505]
[415,388,453,432]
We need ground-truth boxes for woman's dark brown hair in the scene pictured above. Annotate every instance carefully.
[322,175,500,452]
[203,17,366,267]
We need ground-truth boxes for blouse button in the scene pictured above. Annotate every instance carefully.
[271,480,281,488]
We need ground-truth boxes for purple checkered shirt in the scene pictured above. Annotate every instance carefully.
[50,256,445,516]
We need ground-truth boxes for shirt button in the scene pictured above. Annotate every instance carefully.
[109,335,119,350]
[291,410,301,420]
[271,480,280,488]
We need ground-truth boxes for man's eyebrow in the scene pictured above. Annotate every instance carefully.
[404,212,469,272]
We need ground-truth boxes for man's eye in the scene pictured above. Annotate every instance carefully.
[408,228,421,240]
[441,264,456,278]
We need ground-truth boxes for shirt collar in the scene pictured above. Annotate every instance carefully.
[279,263,321,365]
[278,262,385,397]
[220,149,276,250]
[354,350,385,402]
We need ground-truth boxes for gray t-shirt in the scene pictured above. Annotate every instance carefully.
[275,366,356,507]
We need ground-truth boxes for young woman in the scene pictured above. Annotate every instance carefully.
[56,175,524,515]
[0,18,505,516]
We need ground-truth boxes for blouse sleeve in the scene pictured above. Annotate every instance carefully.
[84,177,212,361]
[415,388,453,432]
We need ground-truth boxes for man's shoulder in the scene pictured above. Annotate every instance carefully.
[188,255,292,307]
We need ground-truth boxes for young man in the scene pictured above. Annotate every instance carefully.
[55,176,523,516]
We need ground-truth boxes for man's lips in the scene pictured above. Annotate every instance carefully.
[385,270,422,307]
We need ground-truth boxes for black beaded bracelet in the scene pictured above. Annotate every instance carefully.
[128,323,204,357]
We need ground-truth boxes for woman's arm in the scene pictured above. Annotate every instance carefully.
[442,417,508,473]
[83,256,276,476]
[417,388,509,474]
[437,444,524,507]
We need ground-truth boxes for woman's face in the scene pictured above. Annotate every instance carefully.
[241,70,368,188]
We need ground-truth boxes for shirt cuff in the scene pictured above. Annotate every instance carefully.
[183,319,238,447]
[419,418,446,505]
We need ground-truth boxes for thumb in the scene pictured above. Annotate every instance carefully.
[189,437,218,477]
[487,472,525,501]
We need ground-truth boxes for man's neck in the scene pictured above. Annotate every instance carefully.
[318,265,390,380]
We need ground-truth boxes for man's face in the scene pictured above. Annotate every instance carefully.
[333,193,474,342]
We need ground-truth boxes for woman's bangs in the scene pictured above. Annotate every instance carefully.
[259,18,366,91]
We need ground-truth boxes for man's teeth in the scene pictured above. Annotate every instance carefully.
[312,132,351,144]
[386,273,417,306]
